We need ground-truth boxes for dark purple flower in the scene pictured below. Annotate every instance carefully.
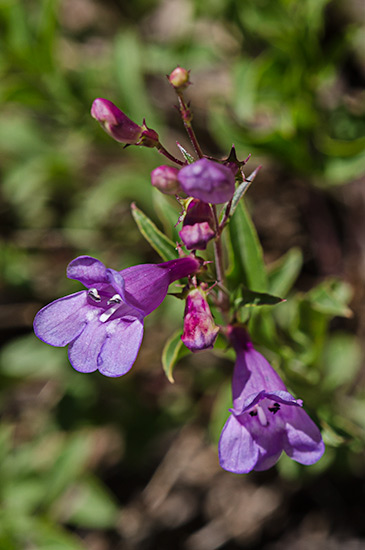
[34,255,199,377]
[179,199,215,250]
[181,287,219,352]
[91,98,159,147]
[151,165,180,195]
[219,326,325,473]
[178,158,235,204]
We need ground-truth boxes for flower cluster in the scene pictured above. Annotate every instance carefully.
[34,67,325,475]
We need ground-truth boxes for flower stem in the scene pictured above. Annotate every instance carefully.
[177,93,204,159]
[212,205,230,312]
[157,143,185,166]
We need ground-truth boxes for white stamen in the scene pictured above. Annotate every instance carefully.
[100,304,120,323]
[107,294,122,305]
[88,288,101,302]
[257,406,268,427]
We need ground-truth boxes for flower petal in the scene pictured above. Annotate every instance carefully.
[232,347,287,411]
[283,407,325,465]
[67,256,108,287]
[121,265,169,315]
[96,317,144,377]
[68,317,106,374]
[33,291,89,346]
[218,415,259,474]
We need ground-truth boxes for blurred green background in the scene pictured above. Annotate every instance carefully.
[0,0,364,548]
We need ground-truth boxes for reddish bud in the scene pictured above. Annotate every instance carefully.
[151,165,181,195]
[179,199,215,250]
[181,287,219,352]
[91,98,159,148]
[168,67,190,90]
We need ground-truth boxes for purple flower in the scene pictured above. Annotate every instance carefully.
[181,287,219,352]
[34,255,199,377]
[177,158,235,204]
[219,326,325,473]
[179,199,215,250]
[91,98,159,147]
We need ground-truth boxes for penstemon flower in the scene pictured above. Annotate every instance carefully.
[33,66,333,476]
[218,326,325,473]
[34,255,199,377]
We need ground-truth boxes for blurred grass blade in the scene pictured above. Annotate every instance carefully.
[268,247,303,296]
[227,200,267,291]
[131,203,178,261]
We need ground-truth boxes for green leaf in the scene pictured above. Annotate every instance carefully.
[234,286,284,308]
[64,477,119,529]
[153,192,181,242]
[268,247,303,296]
[322,332,362,390]
[229,166,261,218]
[305,278,353,318]
[227,200,267,291]
[131,203,178,261]
[162,330,190,383]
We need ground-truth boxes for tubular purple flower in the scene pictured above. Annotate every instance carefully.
[151,165,181,195]
[91,98,159,147]
[179,199,215,250]
[218,326,325,473]
[181,287,219,352]
[34,255,199,377]
[178,158,235,204]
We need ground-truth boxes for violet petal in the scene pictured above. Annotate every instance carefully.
[97,317,144,377]
[33,291,89,347]
[218,414,259,474]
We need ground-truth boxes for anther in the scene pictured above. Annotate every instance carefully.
[88,288,101,302]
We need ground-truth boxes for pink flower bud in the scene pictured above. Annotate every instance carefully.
[168,67,190,90]
[179,199,215,250]
[91,98,159,148]
[151,165,181,195]
[181,287,219,352]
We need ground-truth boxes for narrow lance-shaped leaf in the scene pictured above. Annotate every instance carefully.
[234,286,285,309]
[229,165,261,219]
[131,203,178,261]
[227,200,267,292]
[176,142,195,164]
[162,330,190,383]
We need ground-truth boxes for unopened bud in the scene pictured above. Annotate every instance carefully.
[179,199,215,250]
[168,67,190,91]
[91,98,159,148]
[151,165,180,195]
[181,287,219,352]
[178,158,235,204]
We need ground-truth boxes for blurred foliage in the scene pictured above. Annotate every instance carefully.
[0,0,364,548]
